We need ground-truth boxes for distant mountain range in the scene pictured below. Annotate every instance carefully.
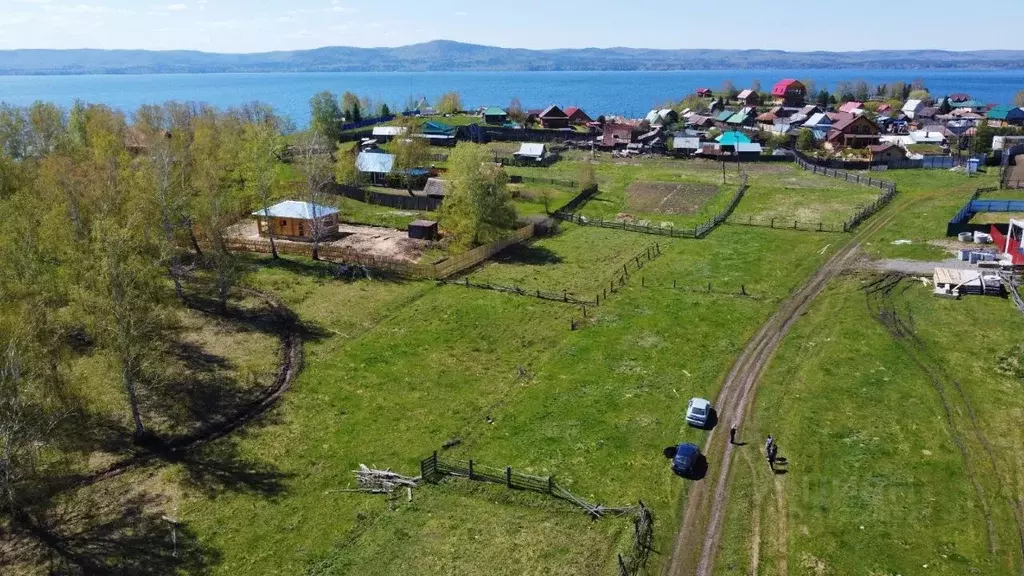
[1,41,1023,74]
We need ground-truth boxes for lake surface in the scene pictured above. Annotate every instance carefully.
[1,69,1022,127]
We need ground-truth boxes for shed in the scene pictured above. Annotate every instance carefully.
[514,142,547,162]
[868,142,906,163]
[483,106,508,125]
[408,219,439,241]
[252,200,339,241]
[423,178,447,198]
[736,143,763,156]
[672,135,702,154]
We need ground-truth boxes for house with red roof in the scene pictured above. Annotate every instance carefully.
[564,106,592,125]
[697,88,713,98]
[839,101,864,114]
[771,79,807,106]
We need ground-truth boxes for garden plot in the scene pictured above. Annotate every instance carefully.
[626,181,720,215]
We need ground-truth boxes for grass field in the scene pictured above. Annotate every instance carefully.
[33,162,1024,576]
[713,275,1024,576]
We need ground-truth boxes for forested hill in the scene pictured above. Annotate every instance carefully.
[1,41,1023,74]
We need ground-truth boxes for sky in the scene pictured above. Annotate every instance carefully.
[1,0,1022,53]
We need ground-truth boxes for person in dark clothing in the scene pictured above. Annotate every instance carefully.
[767,443,778,471]
[729,425,738,445]
[765,435,774,454]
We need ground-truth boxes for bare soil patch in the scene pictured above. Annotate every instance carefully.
[229,221,430,262]
[626,181,718,215]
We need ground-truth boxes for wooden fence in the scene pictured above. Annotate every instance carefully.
[791,149,896,193]
[555,174,747,240]
[332,184,442,212]
[420,452,654,576]
[727,215,846,233]
[226,223,535,280]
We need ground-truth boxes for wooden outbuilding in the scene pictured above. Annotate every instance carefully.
[252,200,339,241]
[408,220,439,240]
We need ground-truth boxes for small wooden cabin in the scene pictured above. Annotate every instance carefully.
[252,200,339,241]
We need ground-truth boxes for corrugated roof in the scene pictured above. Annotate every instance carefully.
[737,89,756,100]
[672,137,701,150]
[372,126,407,136]
[737,143,762,153]
[356,151,395,174]
[715,110,735,122]
[987,106,1024,120]
[771,79,803,97]
[484,106,506,116]
[515,143,546,158]
[804,113,832,128]
[539,105,567,119]
[252,200,339,220]
[423,178,446,197]
[716,131,752,145]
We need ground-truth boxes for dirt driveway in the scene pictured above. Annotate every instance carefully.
[229,221,430,263]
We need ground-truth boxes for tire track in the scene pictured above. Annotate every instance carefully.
[667,198,906,576]
[867,274,1024,572]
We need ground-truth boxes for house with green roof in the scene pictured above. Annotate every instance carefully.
[483,106,508,125]
[714,110,735,125]
[716,131,753,147]
[987,105,1024,126]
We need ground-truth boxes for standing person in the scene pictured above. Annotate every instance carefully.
[729,425,738,445]
[768,443,778,471]
[765,435,774,454]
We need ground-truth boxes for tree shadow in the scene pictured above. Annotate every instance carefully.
[4,486,221,575]
[488,243,564,266]
[166,436,292,499]
[235,253,409,285]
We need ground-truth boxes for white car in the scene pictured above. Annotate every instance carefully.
[685,398,712,428]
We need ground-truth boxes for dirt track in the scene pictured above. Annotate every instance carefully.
[666,197,907,576]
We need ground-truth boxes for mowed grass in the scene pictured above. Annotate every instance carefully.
[169,217,847,575]
[713,276,1024,576]
[728,170,880,228]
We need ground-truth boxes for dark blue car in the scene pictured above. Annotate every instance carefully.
[671,443,701,477]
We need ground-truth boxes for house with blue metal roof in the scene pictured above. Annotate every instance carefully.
[251,201,339,241]
[987,106,1024,126]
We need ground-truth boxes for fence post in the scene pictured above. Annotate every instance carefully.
[548,476,554,494]
[506,466,512,488]
[468,459,474,480]
[741,284,747,296]
[770,218,775,229]
[641,276,645,287]
[673,279,677,288]
[818,222,823,232]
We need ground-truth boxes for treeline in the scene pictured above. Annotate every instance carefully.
[308,90,464,142]
[0,99,343,527]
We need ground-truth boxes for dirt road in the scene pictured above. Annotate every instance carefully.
[665,199,906,576]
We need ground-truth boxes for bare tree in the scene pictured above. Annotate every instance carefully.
[152,133,186,301]
[296,131,336,260]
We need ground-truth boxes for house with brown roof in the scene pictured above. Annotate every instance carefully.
[839,101,864,114]
[537,105,570,129]
[827,115,880,149]
[564,106,592,125]
[868,142,906,163]
[737,89,760,107]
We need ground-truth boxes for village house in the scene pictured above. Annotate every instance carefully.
[902,99,925,119]
[827,115,880,149]
[371,126,407,142]
[771,79,807,106]
[483,106,508,125]
[868,142,907,164]
[600,123,633,149]
[671,133,702,156]
[252,200,339,241]
[727,107,757,127]
[564,106,592,125]
[714,109,735,127]
[987,106,1024,127]
[645,109,678,127]
[838,101,864,115]
[513,142,548,163]
[356,151,395,186]
[697,88,713,98]
[537,105,570,129]
[736,89,760,107]
[416,121,457,146]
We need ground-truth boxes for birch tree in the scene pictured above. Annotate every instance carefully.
[438,144,516,251]
[295,131,335,260]
[242,117,283,259]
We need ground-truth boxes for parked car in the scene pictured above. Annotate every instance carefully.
[670,443,701,478]
[686,398,712,428]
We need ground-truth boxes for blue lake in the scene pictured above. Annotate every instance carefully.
[0,69,1022,127]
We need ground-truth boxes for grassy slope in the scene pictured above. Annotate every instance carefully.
[176,216,842,575]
